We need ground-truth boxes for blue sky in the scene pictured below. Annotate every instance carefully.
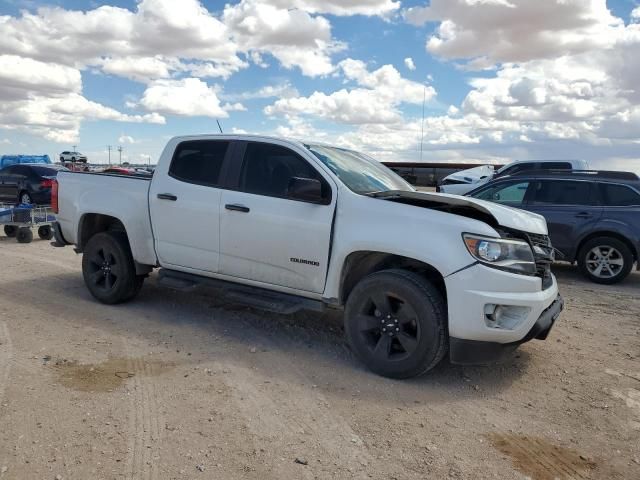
[0,0,639,170]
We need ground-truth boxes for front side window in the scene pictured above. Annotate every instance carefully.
[601,183,640,206]
[531,180,595,206]
[473,181,531,206]
[239,143,328,200]
[169,140,229,186]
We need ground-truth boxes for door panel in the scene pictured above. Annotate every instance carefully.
[149,140,231,273]
[525,180,602,258]
[219,190,335,293]
[219,141,336,293]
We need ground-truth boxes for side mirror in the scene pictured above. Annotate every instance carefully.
[287,177,325,203]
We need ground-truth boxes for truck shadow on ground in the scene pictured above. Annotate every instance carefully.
[8,270,541,403]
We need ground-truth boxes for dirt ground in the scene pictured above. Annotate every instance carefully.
[0,237,639,480]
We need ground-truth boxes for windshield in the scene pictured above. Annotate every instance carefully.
[305,144,413,194]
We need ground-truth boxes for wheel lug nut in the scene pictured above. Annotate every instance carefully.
[382,328,386,332]
[395,328,400,332]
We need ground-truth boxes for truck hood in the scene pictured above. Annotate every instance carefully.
[444,165,494,184]
[372,190,548,235]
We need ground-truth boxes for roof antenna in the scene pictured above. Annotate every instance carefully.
[216,120,223,134]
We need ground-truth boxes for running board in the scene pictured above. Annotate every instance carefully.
[156,269,325,315]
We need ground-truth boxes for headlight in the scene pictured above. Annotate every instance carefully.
[463,233,536,275]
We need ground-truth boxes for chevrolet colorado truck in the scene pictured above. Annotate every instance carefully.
[52,135,563,378]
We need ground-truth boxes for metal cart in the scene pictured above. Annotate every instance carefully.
[0,204,56,243]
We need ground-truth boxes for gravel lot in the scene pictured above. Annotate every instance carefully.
[0,237,639,480]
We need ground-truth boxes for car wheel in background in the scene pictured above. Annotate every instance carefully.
[344,269,447,379]
[578,236,634,285]
[60,156,64,162]
[82,231,144,304]
[4,225,17,237]
[38,225,53,240]
[16,227,33,244]
[19,191,32,205]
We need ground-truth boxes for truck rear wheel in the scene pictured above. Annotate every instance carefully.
[82,231,144,304]
[577,236,633,285]
[344,269,447,379]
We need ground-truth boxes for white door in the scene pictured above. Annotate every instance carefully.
[149,139,231,273]
[219,142,336,293]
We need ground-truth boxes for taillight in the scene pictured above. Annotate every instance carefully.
[51,179,59,213]
[41,179,54,188]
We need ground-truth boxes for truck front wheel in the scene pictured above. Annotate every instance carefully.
[82,231,144,304]
[344,269,447,379]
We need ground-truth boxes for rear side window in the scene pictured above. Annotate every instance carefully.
[239,142,326,199]
[169,140,229,186]
[532,180,595,206]
[600,184,640,206]
[31,166,64,176]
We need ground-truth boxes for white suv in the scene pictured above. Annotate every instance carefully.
[59,151,88,163]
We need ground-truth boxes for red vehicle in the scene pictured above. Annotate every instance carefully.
[102,167,135,175]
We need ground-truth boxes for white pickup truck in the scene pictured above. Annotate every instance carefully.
[52,135,563,378]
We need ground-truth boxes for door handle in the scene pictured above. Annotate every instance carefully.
[157,193,177,201]
[225,204,250,213]
[575,212,592,219]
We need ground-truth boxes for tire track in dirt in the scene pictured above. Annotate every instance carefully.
[125,356,162,480]
[0,321,12,409]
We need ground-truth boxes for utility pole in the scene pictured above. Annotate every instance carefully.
[72,145,77,152]
[107,145,112,164]
[118,146,123,165]
[420,85,426,163]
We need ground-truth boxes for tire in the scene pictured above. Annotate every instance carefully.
[38,225,53,240]
[4,225,17,237]
[60,157,64,162]
[577,236,634,285]
[19,191,32,205]
[82,231,144,304]
[344,269,447,379]
[71,157,76,162]
[16,227,33,244]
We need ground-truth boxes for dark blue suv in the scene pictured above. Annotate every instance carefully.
[467,171,640,284]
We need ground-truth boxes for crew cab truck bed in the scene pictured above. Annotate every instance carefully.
[53,134,562,379]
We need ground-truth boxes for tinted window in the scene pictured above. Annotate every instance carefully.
[169,141,229,186]
[473,181,531,206]
[539,162,572,170]
[531,180,595,205]
[240,143,326,199]
[601,184,640,206]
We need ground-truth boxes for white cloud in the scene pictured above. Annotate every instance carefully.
[223,0,343,76]
[405,0,622,68]
[224,83,300,101]
[139,78,234,118]
[0,55,81,98]
[0,138,11,145]
[118,135,137,144]
[265,59,435,124]
[266,0,399,16]
[101,56,174,83]
[632,7,640,21]
[404,57,416,70]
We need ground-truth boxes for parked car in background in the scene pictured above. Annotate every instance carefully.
[53,134,562,378]
[0,164,68,205]
[438,159,589,195]
[0,155,51,169]
[59,151,88,163]
[467,170,640,284]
